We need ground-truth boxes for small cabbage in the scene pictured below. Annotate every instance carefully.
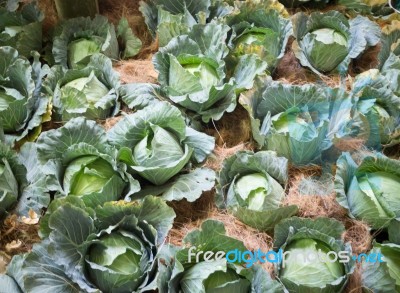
[240,80,332,165]
[67,38,102,69]
[303,28,348,72]
[45,54,120,122]
[0,47,50,146]
[63,155,117,196]
[352,69,400,148]
[280,238,345,288]
[217,151,297,232]
[181,265,251,293]
[235,173,270,211]
[0,2,43,58]
[59,72,111,119]
[292,11,380,75]
[87,231,150,292]
[227,5,292,71]
[335,153,400,229]
[52,15,141,69]
[182,62,220,90]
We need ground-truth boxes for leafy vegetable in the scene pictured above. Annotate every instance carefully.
[361,223,400,293]
[226,2,292,72]
[292,11,381,75]
[0,46,50,146]
[216,150,298,231]
[0,141,26,218]
[0,1,43,57]
[274,217,355,292]
[3,195,175,293]
[139,0,234,47]
[335,152,400,229]
[52,15,141,69]
[35,117,139,208]
[153,23,267,122]
[43,54,120,121]
[240,78,332,165]
[107,101,216,202]
[0,140,51,218]
[352,69,400,148]
[157,219,285,293]
[378,20,400,70]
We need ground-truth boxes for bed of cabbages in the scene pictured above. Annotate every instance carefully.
[0,0,400,292]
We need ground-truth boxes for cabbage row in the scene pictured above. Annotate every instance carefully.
[0,0,400,292]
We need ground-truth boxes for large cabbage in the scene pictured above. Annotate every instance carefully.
[107,102,216,202]
[35,117,139,208]
[152,23,267,122]
[2,195,175,292]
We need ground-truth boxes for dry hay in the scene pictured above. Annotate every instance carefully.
[205,105,253,147]
[100,115,125,131]
[205,144,253,171]
[38,0,58,35]
[345,263,363,293]
[113,59,158,84]
[274,37,317,84]
[0,214,41,268]
[333,138,367,152]
[168,190,216,226]
[284,165,348,220]
[351,43,382,75]
[166,208,275,274]
[343,220,372,255]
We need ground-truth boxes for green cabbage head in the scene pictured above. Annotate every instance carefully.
[361,240,400,292]
[217,151,298,232]
[180,264,251,293]
[86,230,152,292]
[335,153,400,229]
[46,54,120,122]
[275,217,354,292]
[302,28,348,73]
[59,71,110,119]
[280,239,345,288]
[63,155,118,196]
[67,38,102,69]
[292,11,380,75]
